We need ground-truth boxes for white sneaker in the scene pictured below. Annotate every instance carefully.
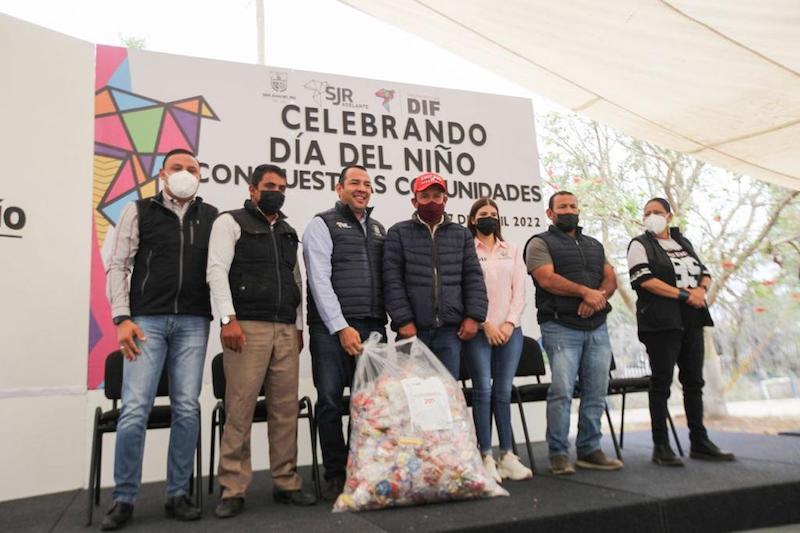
[497,452,533,480]
[482,453,502,483]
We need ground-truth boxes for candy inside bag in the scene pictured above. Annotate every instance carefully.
[333,333,509,512]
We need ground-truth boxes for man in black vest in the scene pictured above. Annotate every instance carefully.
[525,190,623,475]
[207,164,316,518]
[103,149,217,530]
[303,165,387,500]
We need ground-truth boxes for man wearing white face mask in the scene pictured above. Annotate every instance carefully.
[627,197,735,467]
[103,149,218,529]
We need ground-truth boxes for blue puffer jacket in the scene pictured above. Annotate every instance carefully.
[383,214,488,330]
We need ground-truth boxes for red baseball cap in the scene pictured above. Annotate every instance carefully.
[412,172,446,193]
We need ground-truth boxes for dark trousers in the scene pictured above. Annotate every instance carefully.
[416,326,462,379]
[309,319,386,481]
[639,328,708,446]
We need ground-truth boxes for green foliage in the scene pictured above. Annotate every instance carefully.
[119,34,146,50]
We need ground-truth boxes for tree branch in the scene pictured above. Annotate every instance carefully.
[708,190,799,305]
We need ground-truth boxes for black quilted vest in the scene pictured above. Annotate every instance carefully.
[526,225,610,330]
[227,201,300,323]
[307,202,386,325]
[129,193,217,319]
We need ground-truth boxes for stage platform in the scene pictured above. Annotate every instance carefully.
[3,430,799,532]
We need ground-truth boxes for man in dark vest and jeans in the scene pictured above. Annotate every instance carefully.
[303,165,387,500]
[207,164,316,518]
[525,190,623,475]
[104,149,217,529]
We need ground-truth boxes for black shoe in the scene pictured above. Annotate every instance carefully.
[273,489,317,506]
[100,501,133,531]
[214,497,244,519]
[652,443,684,467]
[690,439,736,461]
[323,477,345,502]
[164,494,201,521]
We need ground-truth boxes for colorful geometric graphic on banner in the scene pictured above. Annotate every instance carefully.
[87,45,219,388]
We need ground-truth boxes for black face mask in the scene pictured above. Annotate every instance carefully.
[475,217,499,236]
[555,213,579,232]
[257,190,285,215]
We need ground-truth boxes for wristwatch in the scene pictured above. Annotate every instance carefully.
[113,315,131,325]
[220,315,236,326]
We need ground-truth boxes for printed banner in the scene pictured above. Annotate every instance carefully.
[89,46,543,388]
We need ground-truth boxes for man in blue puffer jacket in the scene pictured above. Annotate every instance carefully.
[383,172,488,378]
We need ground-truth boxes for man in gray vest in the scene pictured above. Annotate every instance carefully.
[303,165,387,501]
[525,190,623,475]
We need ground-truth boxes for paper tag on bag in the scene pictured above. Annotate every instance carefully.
[401,376,453,431]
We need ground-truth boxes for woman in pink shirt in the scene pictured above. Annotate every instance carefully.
[464,198,532,482]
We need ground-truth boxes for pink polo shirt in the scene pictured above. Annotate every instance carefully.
[474,238,527,327]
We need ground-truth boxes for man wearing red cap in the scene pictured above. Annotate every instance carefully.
[383,172,488,377]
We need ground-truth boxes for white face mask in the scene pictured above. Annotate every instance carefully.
[166,170,200,199]
[644,213,668,234]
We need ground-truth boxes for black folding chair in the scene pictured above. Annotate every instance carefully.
[607,356,683,455]
[509,336,551,472]
[207,353,321,498]
[600,396,623,460]
[87,350,202,526]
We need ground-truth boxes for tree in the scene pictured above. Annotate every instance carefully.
[119,34,146,50]
[538,111,800,408]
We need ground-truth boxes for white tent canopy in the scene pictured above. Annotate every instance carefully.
[340,0,800,190]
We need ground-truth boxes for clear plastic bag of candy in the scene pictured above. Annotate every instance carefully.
[333,333,509,512]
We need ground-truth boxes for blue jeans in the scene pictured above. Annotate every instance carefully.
[112,314,209,503]
[541,321,611,458]
[415,326,462,379]
[464,327,523,453]
[309,319,386,481]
